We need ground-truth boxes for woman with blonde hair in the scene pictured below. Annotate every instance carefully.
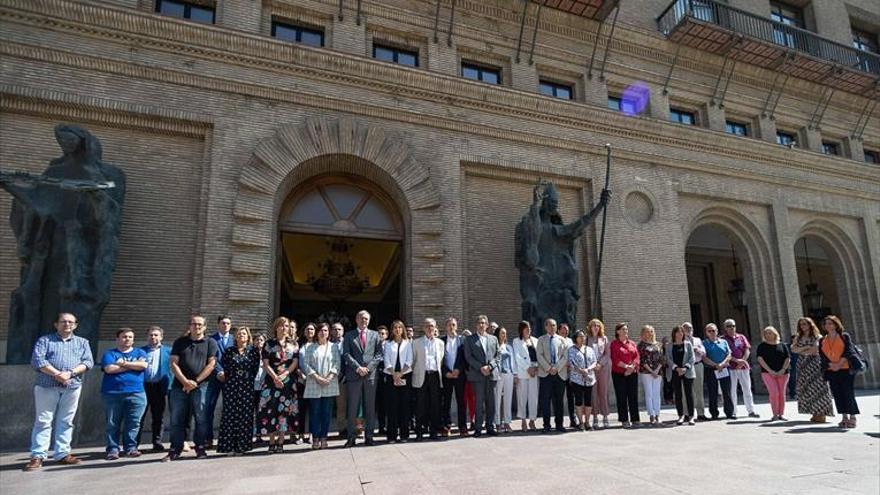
[256,317,300,453]
[790,317,834,423]
[587,319,611,429]
[637,325,664,426]
[819,316,860,428]
[756,326,791,421]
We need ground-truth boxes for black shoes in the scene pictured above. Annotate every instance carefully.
[343,439,356,448]
[364,438,376,446]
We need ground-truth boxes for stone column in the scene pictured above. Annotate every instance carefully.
[770,199,801,341]
[511,61,539,92]
[801,127,823,153]
[217,0,262,33]
[332,13,367,56]
[648,84,670,121]
[843,136,865,162]
[427,40,459,77]
[582,75,608,107]
[703,102,726,132]
[808,0,853,46]
[756,116,777,143]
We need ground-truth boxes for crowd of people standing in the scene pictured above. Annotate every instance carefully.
[22,310,865,470]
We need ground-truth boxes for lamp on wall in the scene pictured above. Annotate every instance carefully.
[727,244,747,310]
[800,238,825,317]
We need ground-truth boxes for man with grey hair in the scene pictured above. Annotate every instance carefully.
[330,322,348,434]
[722,318,759,418]
[412,318,445,440]
[682,322,708,421]
[702,323,734,420]
[342,310,383,447]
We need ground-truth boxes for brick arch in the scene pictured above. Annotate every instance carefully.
[228,117,443,329]
[685,206,783,337]
[795,219,878,385]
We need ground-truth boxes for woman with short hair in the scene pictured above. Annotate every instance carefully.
[610,323,640,427]
[819,316,860,429]
[217,326,261,455]
[587,319,611,429]
[666,326,696,425]
[301,323,340,450]
[567,330,597,431]
[637,325,664,426]
[790,317,834,423]
[756,326,791,421]
[512,321,539,431]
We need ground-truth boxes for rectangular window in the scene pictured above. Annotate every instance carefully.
[776,131,796,146]
[539,80,573,100]
[373,44,419,67]
[852,28,879,54]
[725,121,750,137]
[770,1,804,49]
[272,20,325,47]
[608,95,641,114]
[863,150,878,164]
[155,0,214,24]
[670,108,696,125]
[821,142,840,156]
[461,62,501,85]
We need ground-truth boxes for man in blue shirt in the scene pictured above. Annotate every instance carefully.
[701,323,734,420]
[101,328,148,460]
[137,326,172,451]
[24,312,94,472]
[205,315,233,449]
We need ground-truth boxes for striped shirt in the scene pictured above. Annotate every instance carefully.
[31,333,94,389]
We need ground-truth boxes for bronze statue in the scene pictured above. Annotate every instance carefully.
[515,180,609,336]
[0,124,125,363]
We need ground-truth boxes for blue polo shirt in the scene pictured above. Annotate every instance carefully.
[101,348,147,394]
[703,338,730,365]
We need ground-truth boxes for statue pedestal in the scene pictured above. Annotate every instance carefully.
[0,365,104,450]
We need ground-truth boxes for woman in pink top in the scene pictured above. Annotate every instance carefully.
[610,323,640,427]
[587,319,611,429]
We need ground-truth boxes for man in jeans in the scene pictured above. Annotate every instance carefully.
[722,318,759,418]
[100,328,148,460]
[24,312,94,472]
[702,323,734,420]
[163,315,218,461]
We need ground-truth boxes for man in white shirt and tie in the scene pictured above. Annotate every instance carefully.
[537,318,568,433]
[412,318,446,441]
[342,310,383,447]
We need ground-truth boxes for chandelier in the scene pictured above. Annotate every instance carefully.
[307,238,369,301]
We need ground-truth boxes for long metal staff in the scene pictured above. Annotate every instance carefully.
[593,144,612,320]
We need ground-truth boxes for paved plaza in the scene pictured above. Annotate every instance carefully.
[1,393,877,495]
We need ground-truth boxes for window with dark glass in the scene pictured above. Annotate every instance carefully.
[725,121,750,137]
[852,28,879,53]
[461,62,501,85]
[776,131,796,146]
[272,20,325,47]
[670,108,696,125]
[821,142,840,156]
[539,80,573,100]
[865,150,879,164]
[155,0,214,24]
[770,1,804,49]
[373,44,419,67]
[608,95,640,114]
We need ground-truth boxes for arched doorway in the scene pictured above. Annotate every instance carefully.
[276,175,404,328]
[793,236,842,323]
[684,224,756,341]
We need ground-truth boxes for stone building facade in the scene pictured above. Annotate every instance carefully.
[0,0,878,444]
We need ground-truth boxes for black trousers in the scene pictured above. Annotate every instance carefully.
[441,375,467,431]
[704,366,733,418]
[417,372,443,436]
[376,376,387,431]
[539,375,565,428]
[671,373,695,418]
[565,379,576,419]
[296,381,308,437]
[138,381,168,445]
[826,370,860,415]
[611,373,640,423]
[384,376,411,440]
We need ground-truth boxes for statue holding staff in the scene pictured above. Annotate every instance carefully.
[0,124,125,363]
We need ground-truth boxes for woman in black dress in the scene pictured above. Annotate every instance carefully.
[256,317,300,453]
[217,326,261,455]
[295,322,316,445]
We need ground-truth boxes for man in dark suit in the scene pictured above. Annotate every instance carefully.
[342,310,384,447]
[205,315,233,448]
[137,326,172,451]
[441,317,468,437]
[464,314,500,437]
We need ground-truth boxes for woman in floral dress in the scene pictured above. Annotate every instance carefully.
[791,317,834,423]
[257,317,299,453]
[217,326,261,455]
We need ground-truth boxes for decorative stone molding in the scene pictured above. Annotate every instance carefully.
[229,116,443,328]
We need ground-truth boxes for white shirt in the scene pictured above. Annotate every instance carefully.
[383,339,413,374]
[479,334,488,356]
[687,335,706,361]
[423,337,439,371]
[445,335,460,370]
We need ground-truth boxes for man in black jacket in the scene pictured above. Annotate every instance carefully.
[440,317,468,437]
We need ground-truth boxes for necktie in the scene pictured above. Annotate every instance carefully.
[549,335,556,366]
[360,330,366,349]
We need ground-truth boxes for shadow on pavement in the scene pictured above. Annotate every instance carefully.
[760,420,813,427]
[784,426,847,434]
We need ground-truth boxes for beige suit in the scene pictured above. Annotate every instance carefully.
[536,333,569,380]
[411,336,446,389]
